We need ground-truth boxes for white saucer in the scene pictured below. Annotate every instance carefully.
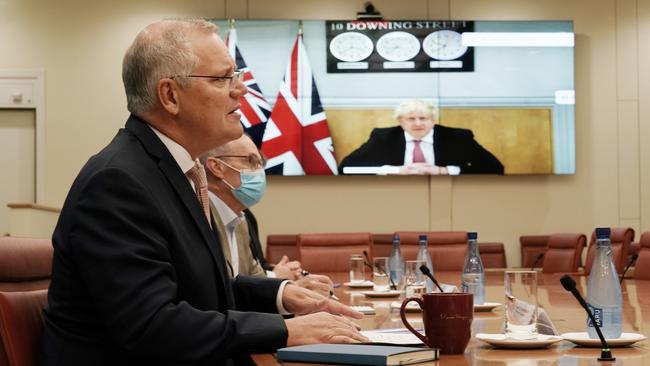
[474,302,501,312]
[390,301,421,312]
[476,333,563,349]
[344,280,374,288]
[361,290,402,298]
[561,332,647,347]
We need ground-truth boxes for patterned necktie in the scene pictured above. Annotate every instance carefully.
[412,140,426,163]
[186,159,211,228]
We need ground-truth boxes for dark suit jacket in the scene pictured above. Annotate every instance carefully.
[40,115,288,366]
[243,209,273,271]
[339,125,504,174]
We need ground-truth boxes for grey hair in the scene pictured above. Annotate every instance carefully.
[393,99,438,121]
[122,19,218,115]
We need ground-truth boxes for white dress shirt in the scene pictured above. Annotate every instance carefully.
[208,192,244,276]
[147,125,289,312]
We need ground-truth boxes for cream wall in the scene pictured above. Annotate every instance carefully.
[0,0,647,266]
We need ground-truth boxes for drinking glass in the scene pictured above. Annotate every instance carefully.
[404,259,426,298]
[349,254,365,283]
[504,270,538,339]
[372,257,390,292]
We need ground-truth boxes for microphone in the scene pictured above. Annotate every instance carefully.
[419,265,444,293]
[619,253,639,284]
[560,275,615,361]
[530,253,545,271]
[363,250,397,290]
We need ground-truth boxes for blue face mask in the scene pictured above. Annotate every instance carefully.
[220,160,266,208]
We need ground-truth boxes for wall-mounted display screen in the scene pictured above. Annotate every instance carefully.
[212,19,575,176]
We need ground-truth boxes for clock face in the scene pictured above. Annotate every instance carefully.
[376,31,421,62]
[328,32,374,62]
[423,30,468,60]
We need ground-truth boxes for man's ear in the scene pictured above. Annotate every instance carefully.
[205,157,226,180]
[157,79,181,115]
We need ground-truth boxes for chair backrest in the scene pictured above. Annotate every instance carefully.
[0,237,53,292]
[370,233,394,258]
[519,235,549,268]
[478,242,507,268]
[394,231,468,271]
[634,232,650,280]
[541,233,586,273]
[265,235,298,264]
[0,290,48,366]
[297,233,372,273]
[584,227,634,275]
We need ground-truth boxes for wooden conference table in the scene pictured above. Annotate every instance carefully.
[252,270,650,366]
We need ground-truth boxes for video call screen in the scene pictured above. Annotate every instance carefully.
[212,19,575,176]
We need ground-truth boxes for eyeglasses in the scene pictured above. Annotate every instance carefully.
[170,70,244,88]
[215,154,265,170]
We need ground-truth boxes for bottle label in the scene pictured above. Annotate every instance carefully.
[587,303,603,328]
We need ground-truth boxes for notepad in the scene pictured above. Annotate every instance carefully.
[277,344,438,366]
[350,305,375,314]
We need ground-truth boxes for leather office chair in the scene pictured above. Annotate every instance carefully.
[478,242,507,268]
[633,232,650,280]
[0,237,52,292]
[394,231,468,271]
[519,235,549,268]
[0,289,48,366]
[296,233,372,273]
[265,234,298,264]
[584,227,634,275]
[371,233,394,258]
[541,233,586,273]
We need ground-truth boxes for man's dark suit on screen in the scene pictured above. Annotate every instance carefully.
[41,115,287,366]
[339,125,504,174]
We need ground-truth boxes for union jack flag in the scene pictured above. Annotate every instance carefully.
[225,26,271,148]
[261,29,337,175]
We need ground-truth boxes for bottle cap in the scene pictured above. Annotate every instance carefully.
[418,234,427,241]
[393,234,400,241]
[595,227,611,239]
[468,232,477,240]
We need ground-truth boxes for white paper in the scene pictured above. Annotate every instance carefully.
[361,328,424,345]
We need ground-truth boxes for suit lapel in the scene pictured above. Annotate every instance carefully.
[125,116,233,301]
[210,202,234,277]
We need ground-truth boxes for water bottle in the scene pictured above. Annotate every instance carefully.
[461,232,485,305]
[416,234,434,292]
[389,234,405,288]
[586,227,622,339]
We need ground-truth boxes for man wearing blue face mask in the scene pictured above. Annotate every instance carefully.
[201,135,333,296]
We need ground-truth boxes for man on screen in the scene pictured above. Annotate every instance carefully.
[339,99,504,175]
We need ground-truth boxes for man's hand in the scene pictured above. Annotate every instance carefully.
[295,274,333,297]
[285,312,369,346]
[272,256,302,280]
[282,284,363,319]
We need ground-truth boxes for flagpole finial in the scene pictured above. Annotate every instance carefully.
[229,18,235,29]
[298,20,303,36]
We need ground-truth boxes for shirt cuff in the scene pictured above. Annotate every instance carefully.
[447,165,461,175]
[276,280,292,315]
[266,270,277,278]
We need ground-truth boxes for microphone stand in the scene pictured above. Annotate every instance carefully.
[619,254,638,284]
[560,275,615,361]
[530,253,545,271]
[419,265,444,293]
[363,250,397,290]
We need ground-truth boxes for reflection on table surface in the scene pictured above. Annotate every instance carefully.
[252,270,650,365]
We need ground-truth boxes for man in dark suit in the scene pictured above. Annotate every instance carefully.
[40,19,365,366]
[339,99,504,175]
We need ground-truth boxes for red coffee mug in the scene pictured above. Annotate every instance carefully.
[400,292,473,354]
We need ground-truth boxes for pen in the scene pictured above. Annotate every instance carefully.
[301,270,339,300]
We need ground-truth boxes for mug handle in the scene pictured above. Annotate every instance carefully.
[400,297,428,346]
